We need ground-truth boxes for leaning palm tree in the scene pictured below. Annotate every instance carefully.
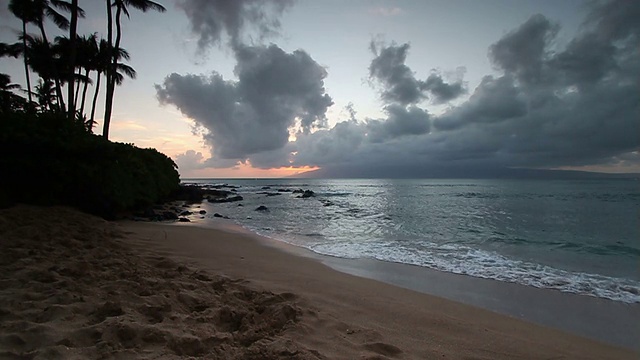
[8,0,37,104]
[102,0,165,139]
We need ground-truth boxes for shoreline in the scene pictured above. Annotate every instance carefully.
[178,218,640,351]
[1,205,637,359]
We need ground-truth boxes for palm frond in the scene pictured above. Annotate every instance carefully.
[45,7,70,30]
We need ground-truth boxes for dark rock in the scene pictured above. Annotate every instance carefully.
[208,195,243,203]
[255,205,269,211]
[261,186,271,190]
[292,189,304,194]
[213,213,223,218]
[277,189,291,192]
[199,210,206,214]
[266,192,281,197]
[297,190,315,198]
[178,217,191,222]
[162,211,179,220]
[237,203,243,207]
[180,210,192,216]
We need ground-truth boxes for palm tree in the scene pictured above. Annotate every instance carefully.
[89,39,134,130]
[76,34,98,117]
[34,78,56,111]
[66,0,83,121]
[29,0,75,113]
[102,0,165,139]
[8,0,37,104]
[0,74,26,113]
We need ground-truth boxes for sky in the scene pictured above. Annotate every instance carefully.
[1,0,638,178]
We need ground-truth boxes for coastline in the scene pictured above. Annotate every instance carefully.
[1,206,636,359]
[154,219,640,351]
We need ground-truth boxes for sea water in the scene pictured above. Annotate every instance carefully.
[184,178,640,304]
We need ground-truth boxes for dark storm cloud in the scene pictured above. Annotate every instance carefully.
[367,104,430,142]
[176,0,294,50]
[290,2,639,175]
[489,14,558,86]
[369,41,466,105]
[156,44,332,160]
[165,0,639,176]
[433,75,526,131]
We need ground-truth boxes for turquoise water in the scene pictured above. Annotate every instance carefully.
[185,178,640,303]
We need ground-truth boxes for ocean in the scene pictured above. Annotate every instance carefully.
[183,178,640,304]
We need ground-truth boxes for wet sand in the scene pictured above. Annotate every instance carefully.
[0,205,636,359]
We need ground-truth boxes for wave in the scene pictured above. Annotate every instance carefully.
[307,240,640,304]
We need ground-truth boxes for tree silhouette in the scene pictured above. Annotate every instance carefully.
[8,0,37,105]
[102,0,165,140]
[28,0,75,113]
[89,39,135,130]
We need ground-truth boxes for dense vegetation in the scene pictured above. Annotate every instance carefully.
[0,0,179,218]
[0,110,179,218]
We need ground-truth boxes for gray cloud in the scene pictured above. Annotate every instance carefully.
[176,0,294,50]
[367,104,430,142]
[167,1,639,176]
[157,44,332,160]
[489,14,559,86]
[369,42,425,105]
[423,73,465,104]
[369,41,466,105]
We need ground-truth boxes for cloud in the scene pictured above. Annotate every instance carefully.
[369,41,466,105]
[422,73,466,104]
[156,44,333,160]
[176,0,294,50]
[489,14,559,86]
[164,0,639,176]
[296,3,639,174]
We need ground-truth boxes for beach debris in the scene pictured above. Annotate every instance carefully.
[199,210,206,214]
[255,205,269,211]
[178,217,191,222]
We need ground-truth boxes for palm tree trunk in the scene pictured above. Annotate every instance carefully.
[103,0,114,139]
[67,0,79,120]
[21,20,32,105]
[38,21,66,113]
[90,72,101,127]
[74,69,82,106]
[79,68,90,116]
[103,3,123,140]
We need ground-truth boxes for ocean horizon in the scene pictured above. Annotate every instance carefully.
[181,178,640,304]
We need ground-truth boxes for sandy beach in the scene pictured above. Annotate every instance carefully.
[0,205,637,359]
